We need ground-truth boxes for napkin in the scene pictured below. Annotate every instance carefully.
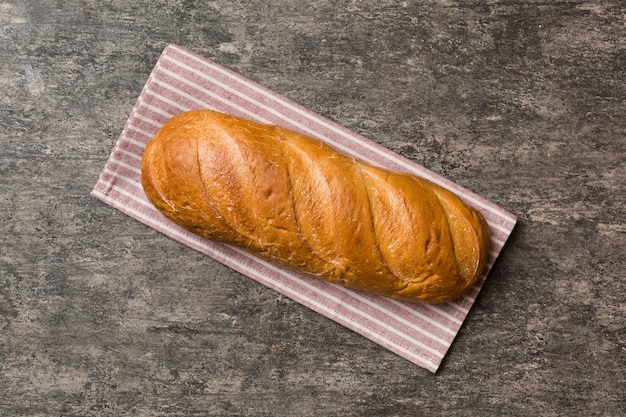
[91,44,517,373]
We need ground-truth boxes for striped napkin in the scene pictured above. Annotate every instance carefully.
[92,44,516,373]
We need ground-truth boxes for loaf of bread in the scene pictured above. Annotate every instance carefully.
[141,110,491,303]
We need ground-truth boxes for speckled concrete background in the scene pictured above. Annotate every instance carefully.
[1,1,624,416]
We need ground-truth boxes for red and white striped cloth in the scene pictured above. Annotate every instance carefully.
[92,44,517,373]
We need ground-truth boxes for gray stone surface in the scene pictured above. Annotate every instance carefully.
[1,1,625,416]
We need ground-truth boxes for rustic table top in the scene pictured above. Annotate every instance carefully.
[1,1,624,416]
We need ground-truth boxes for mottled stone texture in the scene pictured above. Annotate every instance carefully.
[1,1,624,416]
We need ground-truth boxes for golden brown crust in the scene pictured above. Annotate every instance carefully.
[141,110,491,303]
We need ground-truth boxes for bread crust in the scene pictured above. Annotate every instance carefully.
[141,110,491,303]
